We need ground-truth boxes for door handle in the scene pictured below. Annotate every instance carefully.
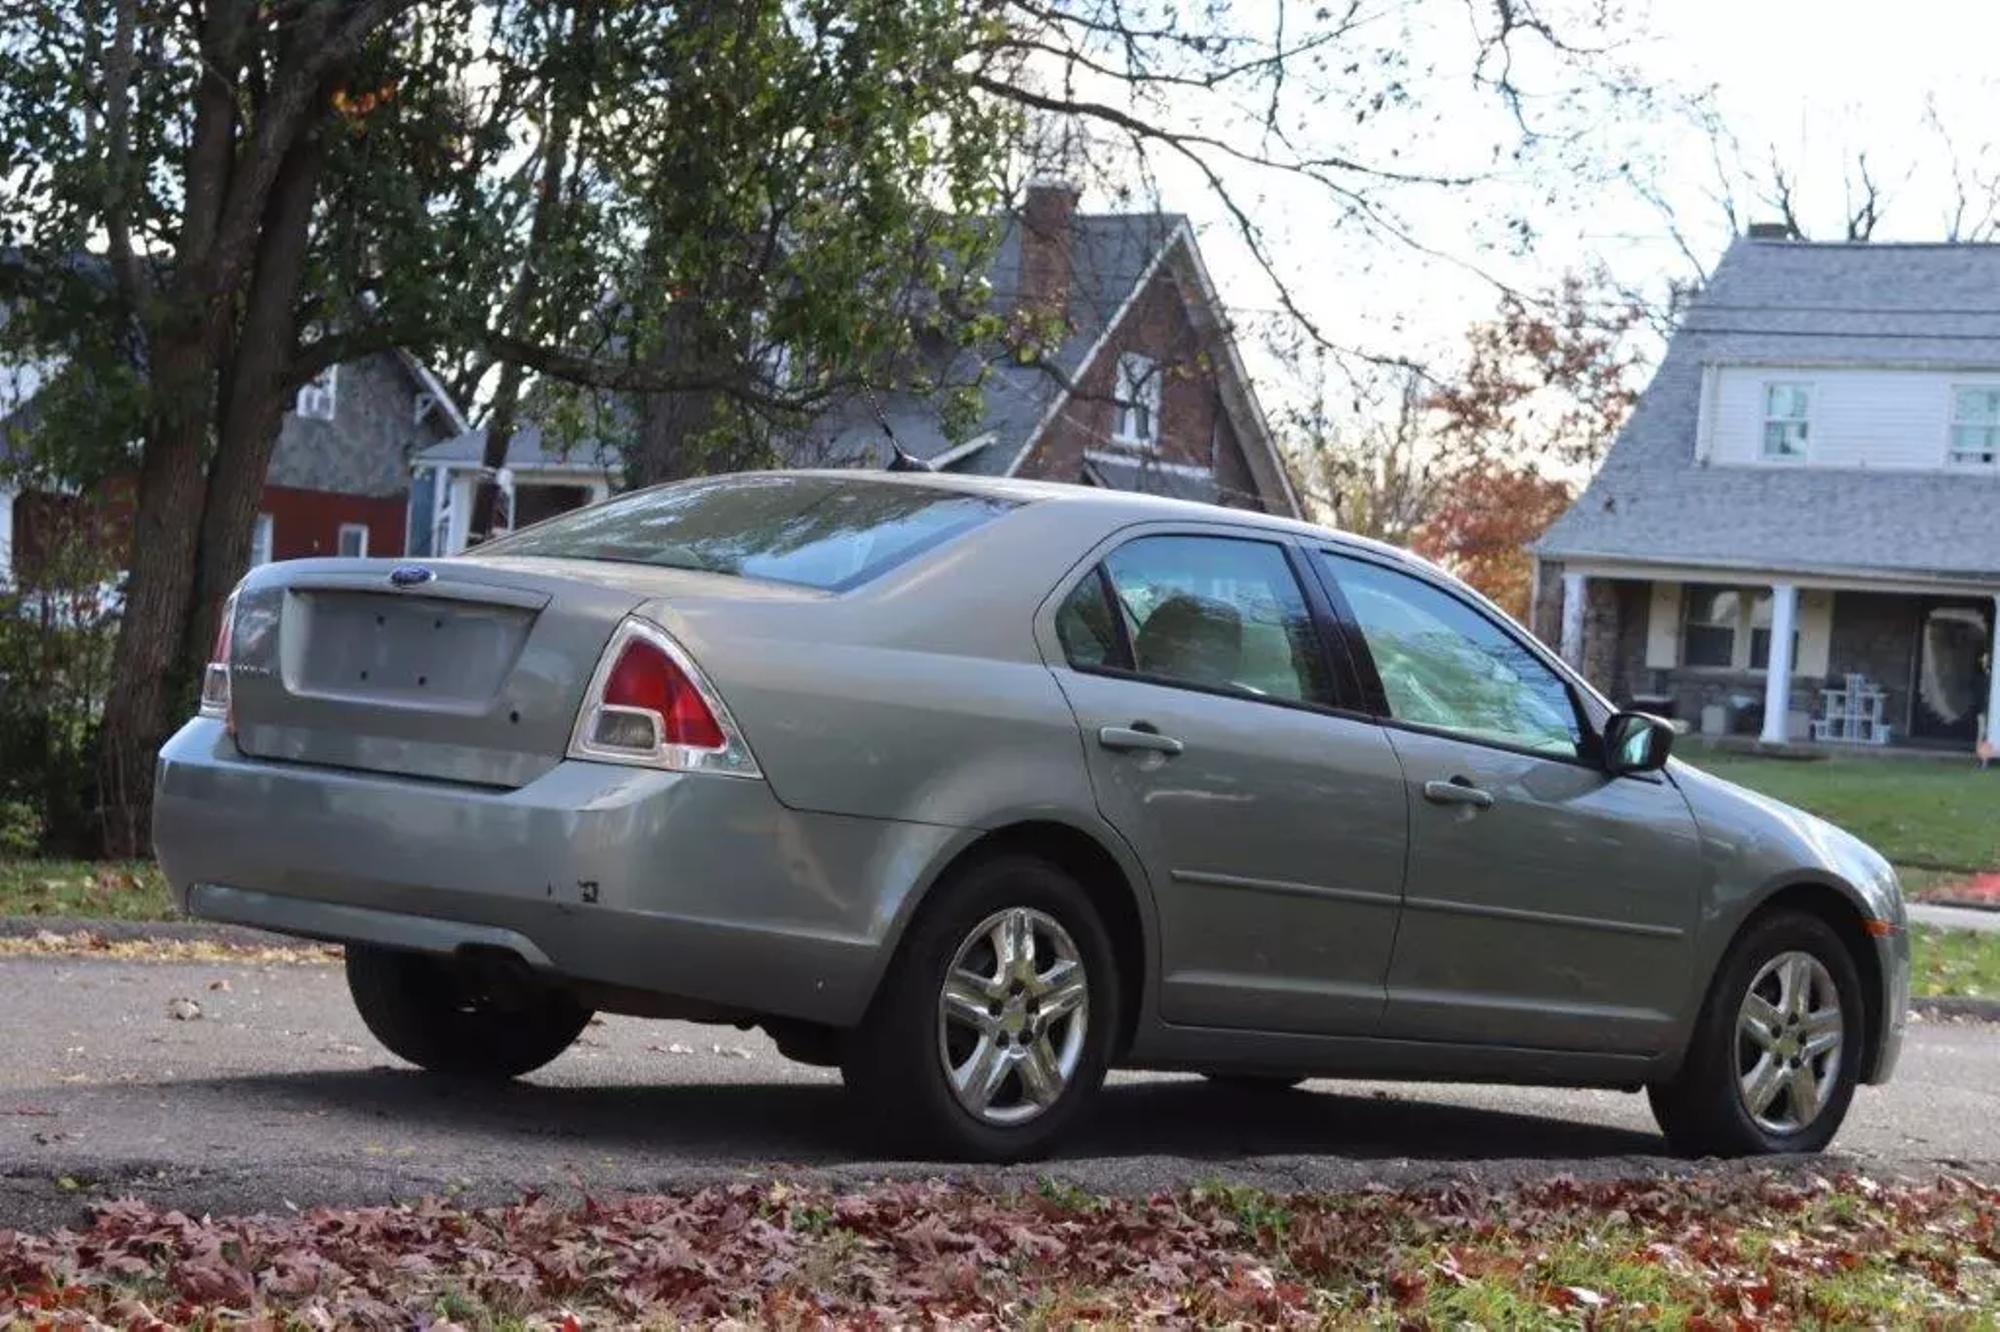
[1422,777,1494,809]
[1098,725,1185,757]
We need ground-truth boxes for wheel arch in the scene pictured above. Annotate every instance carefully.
[1723,877,1888,1082]
[878,816,1156,1058]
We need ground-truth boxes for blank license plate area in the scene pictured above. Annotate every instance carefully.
[284,591,535,707]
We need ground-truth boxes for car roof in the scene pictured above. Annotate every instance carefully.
[771,468,1437,574]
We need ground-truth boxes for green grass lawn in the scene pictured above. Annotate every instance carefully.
[1914,925,2000,1000]
[0,859,175,921]
[1684,750,2000,874]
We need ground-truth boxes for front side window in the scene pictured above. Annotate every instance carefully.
[1069,535,1331,704]
[480,475,1016,592]
[1113,352,1161,447]
[1949,387,2000,465]
[1322,553,1582,759]
[1762,382,1810,459]
[1683,584,1741,668]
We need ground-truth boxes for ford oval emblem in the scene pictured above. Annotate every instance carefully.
[388,564,435,589]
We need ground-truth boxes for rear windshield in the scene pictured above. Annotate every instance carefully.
[477,474,1018,591]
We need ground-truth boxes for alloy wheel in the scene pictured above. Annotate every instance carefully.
[1736,950,1843,1134]
[936,907,1090,1126]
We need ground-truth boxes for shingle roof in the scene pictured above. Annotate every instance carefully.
[416,422,620,474]
[1538,239,2000,583]
[786,212,1185,476]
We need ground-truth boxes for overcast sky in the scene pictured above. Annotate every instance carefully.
[1132,0,2000,414]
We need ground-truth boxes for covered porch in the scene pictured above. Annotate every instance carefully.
[1537,559,2000,755]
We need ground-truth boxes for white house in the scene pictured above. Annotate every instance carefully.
[1536,233,2000,754]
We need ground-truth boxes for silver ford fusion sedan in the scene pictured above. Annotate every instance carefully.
[154,471,1908,1162]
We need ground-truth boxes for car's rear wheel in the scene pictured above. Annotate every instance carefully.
[1648,911,1864,1157]
[841,854,1118,1161]
[346,945,592,1079]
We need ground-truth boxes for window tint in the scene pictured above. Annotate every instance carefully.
[1096,536,1331,704]
[479,475,1015,591]
[1323,553,1582,758]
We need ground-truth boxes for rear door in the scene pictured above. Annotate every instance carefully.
[1311,549,1703,1055]
[228,561,644,787]
[1040,528,1410,1036]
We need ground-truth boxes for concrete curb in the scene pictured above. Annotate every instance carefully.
[0,915,303,950]
[1913,995,2000,1023]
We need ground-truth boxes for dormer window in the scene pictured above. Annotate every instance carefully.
[1949,387,2000,465]
[1113,352,1160,448]
[1761,382,1810,459]
[295,365,338,421]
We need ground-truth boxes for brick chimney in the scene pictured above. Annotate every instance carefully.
[1746,220,1799,240]
[1019,181,1079,316]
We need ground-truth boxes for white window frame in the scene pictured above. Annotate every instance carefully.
[336,522,370,558]
[1948,385,2000,466]
[1760,381,1811,461]
[1112,352,1161,449]
[249,513,274,567]
[294,364,338,421]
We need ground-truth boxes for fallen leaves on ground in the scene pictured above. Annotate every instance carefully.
[0,930,337,966]
[1,1172,1994,1328]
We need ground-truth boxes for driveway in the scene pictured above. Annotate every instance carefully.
[2,955,1994,1231]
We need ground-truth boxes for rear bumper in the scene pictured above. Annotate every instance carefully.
[153,718,958,1025]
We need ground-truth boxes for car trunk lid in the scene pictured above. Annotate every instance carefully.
[227,561,648,787]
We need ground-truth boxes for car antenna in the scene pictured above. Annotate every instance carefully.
[863,384,935,472]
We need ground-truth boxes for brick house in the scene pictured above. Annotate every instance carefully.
[785,183,1301,515]
[1533,233,2000,754]
[0,348,465,583]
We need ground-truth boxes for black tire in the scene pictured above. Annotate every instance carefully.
[1648,911,1866,1157]
[346,944,591,1079]
[841,854,1119,1162]
[1202,1073,1305,1092]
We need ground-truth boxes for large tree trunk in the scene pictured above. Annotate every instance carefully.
[181,136,326,680]
[94,0,248,855]
[95,340,215,855]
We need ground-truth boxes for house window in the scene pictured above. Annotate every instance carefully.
[1113,353,1160,447]
[294,365,338,421]
[1761,382,1810,459]
[1948,387,2000,465]
[249,514,274,567]
[1682,585,1741,667]
[336,522,369,558]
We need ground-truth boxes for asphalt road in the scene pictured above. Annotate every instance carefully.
[2,954,1995,1231]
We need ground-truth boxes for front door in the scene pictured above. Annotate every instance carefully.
[1314,551,1704,1055]
[1910,600,1993,745]
[1042,531,1410,1036]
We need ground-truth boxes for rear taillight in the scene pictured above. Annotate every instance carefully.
[568,617,759,777]
[197,590,240,727]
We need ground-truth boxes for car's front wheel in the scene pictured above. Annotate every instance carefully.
[346,944,592,1079]
[842,854,1118,1161]
[1649,911,1865,1156]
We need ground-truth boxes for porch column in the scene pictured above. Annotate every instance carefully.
[1761,582,1798,744]
[1987,595,2000,752]
[1560,571,1586,668]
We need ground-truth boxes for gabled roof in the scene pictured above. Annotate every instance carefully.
[795,211,1185,472]
[788,209,1299,515]
[1538,238,2000,583]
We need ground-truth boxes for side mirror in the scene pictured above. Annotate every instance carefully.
[1604,711,1674,776]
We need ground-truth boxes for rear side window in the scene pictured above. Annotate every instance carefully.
[1057,535,1332,706]
[479,474,1016,591]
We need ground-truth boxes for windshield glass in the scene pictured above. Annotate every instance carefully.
[477,474,1018,591]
